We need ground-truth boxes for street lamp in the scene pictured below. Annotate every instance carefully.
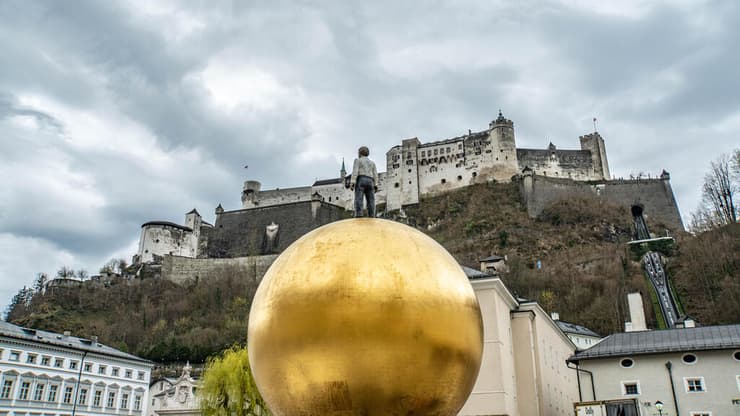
[655,400,664,416]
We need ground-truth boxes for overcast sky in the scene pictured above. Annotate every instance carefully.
[1,0,738,310]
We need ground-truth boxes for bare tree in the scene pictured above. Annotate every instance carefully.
[691,151,739,232]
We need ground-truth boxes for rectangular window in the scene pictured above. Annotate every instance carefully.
[93,390,102,407]
[9,351,20,362]
[63,386,73,404]
[54,358,64,368]
[134,394,142,411]
[41,356,50,366]
[48,385,58,402]
[33,383,45,401]
[78,388,88,405]
[622,381,640,395]
[112,367,119,377]
[125,369,132,378]
[26,353,37,364]
[69,360,78,370]
[98,365,107,374]
[18,381,30,400]
[121,392,129,409]
[686,377,705,392]
[84,362,92,372]
[1,380,13,399]
[107,391,116,408]
[137,371,145,381]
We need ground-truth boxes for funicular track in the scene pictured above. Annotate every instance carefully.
[632,205,681,328]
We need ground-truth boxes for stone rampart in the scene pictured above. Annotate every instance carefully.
[521,174,684,231]
[161,255,278,285]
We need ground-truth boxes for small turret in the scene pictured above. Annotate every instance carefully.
[340,158,347,179]
[242,180,262,208]
[215,203,224,215]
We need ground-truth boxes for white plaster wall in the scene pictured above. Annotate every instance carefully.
[579,349,740,416]
[138,226,193,263]
[460,281,519,416]
[0,337,152,416]
[530,309,580,416]
[517,150,596,180]
[242,186,313,209]
[569,334,603,351]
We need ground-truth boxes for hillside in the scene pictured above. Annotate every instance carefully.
[6,182,739,364]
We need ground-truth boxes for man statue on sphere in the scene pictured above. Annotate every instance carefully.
[350,146,379,217]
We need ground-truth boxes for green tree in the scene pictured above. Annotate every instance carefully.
[200,345,271,416]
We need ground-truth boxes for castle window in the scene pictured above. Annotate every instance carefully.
[408,169,412,173]
[154,239,160,243]
[446,147,451,153]
[408,181,412,184]
[434,149,438,155]
[421,151,425,157]
[457,175,462,181]
[328,197,331,201]
[394,183,399,188]
[472,172,477,177]
[441,179,446,184]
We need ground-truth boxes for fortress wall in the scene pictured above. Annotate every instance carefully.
[517,149,595,181]
[313,182,353,209]
[523,175,684,231]
[139,225,194,263]
[207,200,349,258]
[242,185,312,209]
[600,179,684,231]
[161,254,278,284]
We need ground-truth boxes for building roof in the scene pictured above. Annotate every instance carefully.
[556,320,601,338]
[462,266,493,279]
[186,208,200,216]
[570,324,740,362]
[313,177,344,186]
[141,221,193,231]
[0,320,152,365]
[480,255,504,262]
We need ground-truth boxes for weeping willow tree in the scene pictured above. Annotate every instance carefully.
[200,345,271,416]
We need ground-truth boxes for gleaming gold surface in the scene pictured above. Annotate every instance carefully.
[248,218,483,416]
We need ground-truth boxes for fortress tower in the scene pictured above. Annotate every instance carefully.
[579,132,610,180]
[487,110,519,181]
[242,180,262,208]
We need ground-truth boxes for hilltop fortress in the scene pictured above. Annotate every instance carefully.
[241,111,610,212]
[134,111,683,273]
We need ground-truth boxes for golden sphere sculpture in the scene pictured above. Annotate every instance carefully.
[248,218,483,416]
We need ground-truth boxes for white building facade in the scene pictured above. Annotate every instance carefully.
[0,321,153,416]
[459,270,581,416]
[136,209,212,264]
[148,363,199,416]
[570,324,740,416]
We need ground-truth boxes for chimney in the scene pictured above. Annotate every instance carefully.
[684,319,695,328]
[92,335,99,344]
[551,312,560,321]
[63,330,71,337]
